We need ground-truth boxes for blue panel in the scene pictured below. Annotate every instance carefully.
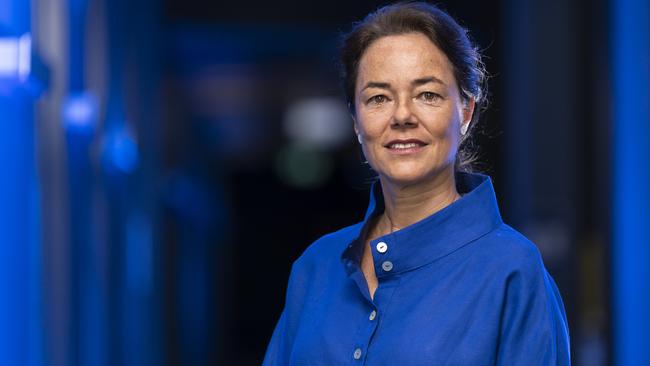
[0,1,42,365]
[0,91,31,366]
[612,0,650,364]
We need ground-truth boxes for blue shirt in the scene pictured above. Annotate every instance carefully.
[263,172,570,365]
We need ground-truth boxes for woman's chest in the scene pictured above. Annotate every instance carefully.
[290,263,506,365]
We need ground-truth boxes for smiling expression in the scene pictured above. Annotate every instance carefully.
[353,32,474,186]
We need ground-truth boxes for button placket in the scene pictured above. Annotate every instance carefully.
[352,300,381,362]
[360,278,401,365]
[369,310,377,321]
[374,239,394,273]
[381,260,393,272]
[352,309,378,362]
[355,239,392,362]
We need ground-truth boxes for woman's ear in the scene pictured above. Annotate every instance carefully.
[351,115,364,144]
[462,97,476,126]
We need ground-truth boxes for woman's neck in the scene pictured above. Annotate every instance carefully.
[378,167,461,233]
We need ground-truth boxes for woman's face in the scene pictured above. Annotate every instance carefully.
[354,32,474,186]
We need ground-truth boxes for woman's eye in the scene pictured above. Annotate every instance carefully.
[419,92,442,103]
[367,95,388,105]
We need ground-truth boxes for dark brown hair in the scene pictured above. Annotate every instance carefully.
[339,1,487,172]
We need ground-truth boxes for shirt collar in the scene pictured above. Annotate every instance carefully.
[341,172,503,278]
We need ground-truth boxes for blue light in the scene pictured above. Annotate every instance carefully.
[0,33,30,80]
[62,92,98,134]
[102,127,139,174]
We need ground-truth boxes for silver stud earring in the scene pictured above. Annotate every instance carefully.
[357,134,363,144]
[460,123,469,136]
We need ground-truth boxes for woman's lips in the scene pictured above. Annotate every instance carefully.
[384,139,428,155]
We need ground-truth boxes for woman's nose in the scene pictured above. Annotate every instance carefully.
[391,99,417,128]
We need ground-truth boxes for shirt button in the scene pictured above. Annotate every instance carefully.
[369,310,377,320]
[353,348,362,360]
[382,261,393,272]
[376,241,388,253]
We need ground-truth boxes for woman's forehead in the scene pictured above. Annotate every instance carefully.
[356,33,455,88]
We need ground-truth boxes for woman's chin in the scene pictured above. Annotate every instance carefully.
[379,164,450,187]
[381,170,433,187]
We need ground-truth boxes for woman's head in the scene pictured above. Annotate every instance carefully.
[339,2,486,183]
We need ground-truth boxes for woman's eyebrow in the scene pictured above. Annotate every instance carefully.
[412,76,446,86]
[361,81,391,92]
[361,76,446,92]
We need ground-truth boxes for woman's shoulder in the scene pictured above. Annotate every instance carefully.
[475,223,548,275]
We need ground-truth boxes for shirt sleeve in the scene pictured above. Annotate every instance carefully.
[496,258,571,365]
[262,309,289,366]
[262,260,306,366]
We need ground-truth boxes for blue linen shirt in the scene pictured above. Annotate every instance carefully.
[263,172,570,365]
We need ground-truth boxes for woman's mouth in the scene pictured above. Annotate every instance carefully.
[385,139,428,154]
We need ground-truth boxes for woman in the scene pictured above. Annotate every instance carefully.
[263,2,570,365]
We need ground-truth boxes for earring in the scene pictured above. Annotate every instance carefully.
[357,134,363,144]
[460,123,469,135]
